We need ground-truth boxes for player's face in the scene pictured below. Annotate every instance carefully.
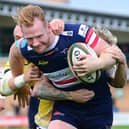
[22,18,51,54]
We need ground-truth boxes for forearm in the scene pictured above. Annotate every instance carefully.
[93,38,116,70]
[32,80,72,101]
[0,71,26,96]
[7,44,27,92]
[111,63,127,88]
[98,53,116,70]
[0,70,15,96]
[9,74,26,90]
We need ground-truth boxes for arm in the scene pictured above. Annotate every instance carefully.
[111,63,127,88]
[73,40,117,77]
[32,78,95,103]
[73,33,117,76]
[8,45,94,104]
[105,45,127,88]
[0,44,41,96]
[8,43,41,88]
[8,43,30,107]
[90,38,116,69]
[8,43,25,90]
[50,21,117,74]
[49,19,64,35]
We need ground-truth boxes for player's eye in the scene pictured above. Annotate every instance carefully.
[37,34,44,39]
[27,38,33,41]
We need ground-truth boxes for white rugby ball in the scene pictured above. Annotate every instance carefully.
[67,42,100,83]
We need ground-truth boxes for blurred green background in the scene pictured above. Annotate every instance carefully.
[112,126,129,129]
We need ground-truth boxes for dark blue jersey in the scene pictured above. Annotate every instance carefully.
[16,24,100,90]
[16,23,113,128]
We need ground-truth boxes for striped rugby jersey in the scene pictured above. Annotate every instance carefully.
[16,24,100,90]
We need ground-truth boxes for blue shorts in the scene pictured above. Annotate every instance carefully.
[51,101,113,129]
[51,113,111,129]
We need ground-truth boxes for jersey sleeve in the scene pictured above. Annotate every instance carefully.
[77,24,100,48]
[64,24,100,49]
[15,38,26,54]
[84,27,100,48]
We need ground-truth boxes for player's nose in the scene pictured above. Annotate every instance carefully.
[33,38,40,47]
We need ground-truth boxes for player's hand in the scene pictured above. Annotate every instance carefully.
[13,86,30,108]
[24,63,42,83]
[104,45,126,65]
[73,55,100,76]
[49,19,64,35]
[69,89,95,103]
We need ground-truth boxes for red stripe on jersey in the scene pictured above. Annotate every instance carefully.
[54,77,78,85]
[90,35,99,48]
[47,50,54,55]
[85,28,93,44]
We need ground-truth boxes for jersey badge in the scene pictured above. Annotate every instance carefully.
[78,24,89,37]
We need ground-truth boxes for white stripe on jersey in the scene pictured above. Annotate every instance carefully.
[87,32,96,46]
[85,28,100,48]
[44,67,81,88]
[53,80,81,89]
[44,68,72,82]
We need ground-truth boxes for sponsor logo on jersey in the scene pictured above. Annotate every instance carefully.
[61,31,73,36]
[44,68,80,88]
[78,24,89,37]
[60,48,68,54]
[38,60,48,65]
[44,68,72,81]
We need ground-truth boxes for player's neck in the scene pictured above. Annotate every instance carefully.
[49,30,56,46]
[45,31,58,52]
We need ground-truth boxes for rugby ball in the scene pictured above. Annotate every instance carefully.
[67,42,100,83]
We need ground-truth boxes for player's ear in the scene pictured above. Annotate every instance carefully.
[47,23,51,34]
[48,23,51,29]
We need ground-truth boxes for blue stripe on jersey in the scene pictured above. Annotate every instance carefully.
[15,39,27,48]
[15,40,20,48]
[21,39,27,48]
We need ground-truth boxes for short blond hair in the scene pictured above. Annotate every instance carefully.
[93,25,118,45]
[17,5,47,27]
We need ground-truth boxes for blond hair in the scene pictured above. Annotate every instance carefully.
[17,5,47,27]
[93,25,118,45]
